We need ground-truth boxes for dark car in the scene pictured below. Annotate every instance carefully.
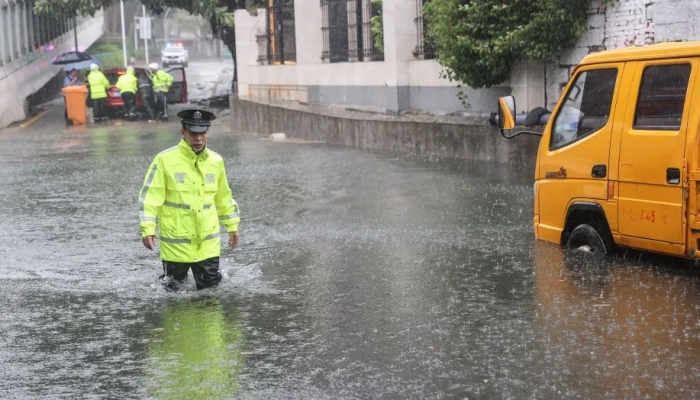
[102,66,188,118]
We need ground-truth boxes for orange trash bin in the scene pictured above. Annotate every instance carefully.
[62,85,88,125]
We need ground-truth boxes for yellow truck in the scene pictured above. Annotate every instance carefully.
[494,41,700,258]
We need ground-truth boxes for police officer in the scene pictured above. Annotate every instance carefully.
[115,66,138,120]
[138,109,240,291]
[149,63,173,121]
[87,63,110,122]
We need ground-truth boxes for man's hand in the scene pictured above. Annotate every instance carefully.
[142,235,157,250]
[228,232,239,248]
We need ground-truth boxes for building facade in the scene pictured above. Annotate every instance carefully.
[235,0,700,117]
[234,0,509,116]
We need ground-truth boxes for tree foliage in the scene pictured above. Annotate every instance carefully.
[423,0,598,89]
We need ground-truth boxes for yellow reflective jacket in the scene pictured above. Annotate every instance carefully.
[139,139,240,263]
[87,70,110,99]
[151,70,173,93]
[115,70,138,94]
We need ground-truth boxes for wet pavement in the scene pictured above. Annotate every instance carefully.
[1,78,700,398]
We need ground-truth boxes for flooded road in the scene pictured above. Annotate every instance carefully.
[1,110,700,399]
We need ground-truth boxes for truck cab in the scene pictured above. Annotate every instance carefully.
[494,41,700,259]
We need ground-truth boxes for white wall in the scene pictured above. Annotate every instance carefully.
[539,0,700,110]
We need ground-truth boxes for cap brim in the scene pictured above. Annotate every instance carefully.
[185,124,209,133]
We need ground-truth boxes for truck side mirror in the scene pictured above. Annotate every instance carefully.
[498,96,516,130]
[492,95,544,139]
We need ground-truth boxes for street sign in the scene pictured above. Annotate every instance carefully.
[138,17,152,40]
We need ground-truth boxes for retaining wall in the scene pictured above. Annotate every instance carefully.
[230,96,541,165]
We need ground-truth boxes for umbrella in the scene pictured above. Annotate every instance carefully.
[52,51,93,65]
[61,56,103,71]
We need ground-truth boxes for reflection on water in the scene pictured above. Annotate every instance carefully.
[534,243,700,398]
[146,297,244,399]
[2,117,700,398]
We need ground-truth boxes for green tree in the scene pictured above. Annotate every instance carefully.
[423,0,615,89]
[34,0,265,91]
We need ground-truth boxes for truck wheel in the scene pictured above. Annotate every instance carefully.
[566,224,610,254]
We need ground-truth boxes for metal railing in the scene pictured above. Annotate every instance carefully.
[321,0,383,63]
[267,0,296,64]
[414,0,434,59]
[256,32,269,64]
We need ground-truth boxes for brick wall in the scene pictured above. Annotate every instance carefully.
[544,0,700,109]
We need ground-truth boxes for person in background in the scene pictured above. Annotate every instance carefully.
[63,68,81,120]
[116,66,138,120]
[138,72,156,122]
[148,63,173,121]
[87,63,111,122]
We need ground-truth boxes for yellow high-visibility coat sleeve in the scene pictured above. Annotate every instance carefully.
[139,156,166,237]
[214,165,240,233]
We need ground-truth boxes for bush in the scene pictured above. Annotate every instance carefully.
[87,43,124,70]
[131,47,161,62]
[423,0,601,89]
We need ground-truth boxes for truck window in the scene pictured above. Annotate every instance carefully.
[550,68,617,149]
[634,64,691,130]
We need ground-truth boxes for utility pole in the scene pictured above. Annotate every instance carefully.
[73,16,78,51]
[142,5,149,65]
[120,0,127,67]
[164,8,172,46]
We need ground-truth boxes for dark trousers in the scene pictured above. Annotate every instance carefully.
[92,97,107,120]
[122,92,136,117]
[154,92,168,117]
[161,257,222,290]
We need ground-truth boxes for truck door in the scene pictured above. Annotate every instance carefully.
[617,60,695,247]
[166,67,188,104]
[536,65,621,242]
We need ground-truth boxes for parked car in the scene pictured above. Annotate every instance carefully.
[491,41,700,261]
[102,66,188,118]
[161,45,189,68]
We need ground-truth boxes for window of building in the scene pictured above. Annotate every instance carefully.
[265,0,296,65]
[634,64,691,131]
[414,0,433,59]
[550,68,618,149]
[321,0,383,63]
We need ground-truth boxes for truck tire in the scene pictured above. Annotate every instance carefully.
[566,224,610,254]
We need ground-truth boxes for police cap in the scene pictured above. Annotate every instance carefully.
[177,109,216,133]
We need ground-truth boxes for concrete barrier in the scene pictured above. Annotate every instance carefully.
[230,96,541,165]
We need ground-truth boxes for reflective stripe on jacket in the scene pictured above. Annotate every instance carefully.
[87,71,110,99]
[151,70,173,93]
[115,71,138,94]
[139,139,240,263]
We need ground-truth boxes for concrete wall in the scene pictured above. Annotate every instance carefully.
[0,14,104,129]
[230,96,541,165]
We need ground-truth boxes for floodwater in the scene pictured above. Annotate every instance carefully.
[1,115,700,399]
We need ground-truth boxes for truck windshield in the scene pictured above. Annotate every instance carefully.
[550,68,618,149]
